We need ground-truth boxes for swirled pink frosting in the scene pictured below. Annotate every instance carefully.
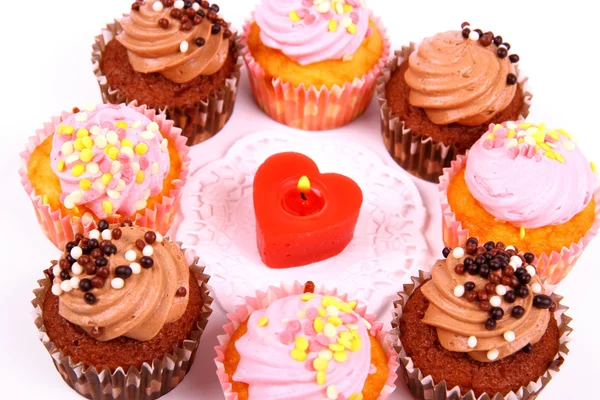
[255,0,370,65]
[233,294,371,399]
[50,104,170,218]
[465,122,596,228]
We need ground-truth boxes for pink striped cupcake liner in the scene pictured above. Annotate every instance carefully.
[241,15,390,131]
[215,281,399,400]
[19,102,190,250]
[438,154,600,284]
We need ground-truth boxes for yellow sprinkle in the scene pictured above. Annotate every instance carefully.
[76,128,89,138]
[338,303,352,314]
[63,125,75,135]
[318,307,327,318]
[520,226,526,239]
[343,4,353,12]
[108,147,120,160]
[350,329,360,340]
[350,338,362,352]
[518,123,531,129]
[295,336,309,351]
[558,128,571,139]
[290,348,307,362]
[289,10,301,22]
[79,179,92,191]
[314,317,325,333]
[104,143,113,154]
[102,200,113,215]
[42,194,49,205]
[82,136,94,149]
[333,351,348,363]
[348,301,357,310]
[72,164,85,177]
[591,162,597,173]
[322,296,336,307]
[348,394,364,400]
[316,371,326,385]
[80,148,94,163]
[347,23,357,34]
[486,134,495,140]
[493,124,503,132]
[313,357,328,372]
[57,159,65,172]
[101,173,113,185]
[115,121,129,129]
[329,343,345,352]
[136,171,145,184]
[328,19,338,32]
[555,152,565,163]
[328,316,342,326]
[539,122,546,132]
[506,129,516,139]
[135,143,149,156]
[539,143,551,152]
[301,293,315,301]
[57,124,65,135]
[532,131,546,144]
[338,337,352,350]
[548,131,560,141]
[258,316,269,327]
[121,139,133,148]
[545,151,556,160]
[518,138,524,144]
[339,331,353,340]
[73,138,84,151]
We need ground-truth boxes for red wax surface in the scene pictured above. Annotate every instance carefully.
[253,152,363,269]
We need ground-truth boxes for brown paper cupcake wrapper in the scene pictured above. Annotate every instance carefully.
[215,281,399,400]
[391,271,571,400]
[376,44,533,183]
[32,246,213,400]
[92,20,243,146]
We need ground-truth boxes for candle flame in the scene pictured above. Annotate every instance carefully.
[297,176,311,192]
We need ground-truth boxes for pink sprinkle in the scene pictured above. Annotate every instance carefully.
[323,10,334,19]
[116,128,127,140]
[340,313,357,324]
[120,164,133,178]
[309,339,323,352]
[527,145,536,158]
[304,321,316,337]
[347,0,361,6]
[278,331,294,345]
[100,159,112,173]
[118,153,131,164]
[107,178,118,190]
[100,121,114,130]
[304,13,316,25]
[304,358,315,371]
[338,396,347,400]
[316,334,331,347]
[92,152,103,163]
[508,147,519,159]
[482,139,494,150]
[286,320,301,334]
[494,128,508,138]
[493,138,504,148]
[302,0,312,6]
[306,308,319,320]
[545,134,557,143]
[296,8,308,18]
[122,174,133,184]
[369,364,377,374]
[488,123,495,131]
[139,156,150,170]
[350,11,359,24]
[535,153,543,162]
[520,145,529,156]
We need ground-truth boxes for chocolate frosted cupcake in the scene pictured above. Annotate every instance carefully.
[93,0,242,145]
[378,23,531,182]
[33,221,212,399]
[392,240,570,399]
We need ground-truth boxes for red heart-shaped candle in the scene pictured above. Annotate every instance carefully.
[253,152,363,269]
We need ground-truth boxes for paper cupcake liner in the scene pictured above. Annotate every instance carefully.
[439,153,600,284]
[92,20,243,146]
[32,251,213,400]
[19,102,190,250]
[214,281,399,400]
[376,44,533,183]
[241,15,391,131]
[391,271,571,400]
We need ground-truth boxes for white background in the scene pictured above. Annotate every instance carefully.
[1,0,599,398]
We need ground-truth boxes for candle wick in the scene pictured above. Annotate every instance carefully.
[300,192,307,201]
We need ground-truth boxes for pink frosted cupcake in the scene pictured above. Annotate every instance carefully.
[242,0,390,130]
[20,103,189,249]
[439,121,599,283]
[215,282,398,400]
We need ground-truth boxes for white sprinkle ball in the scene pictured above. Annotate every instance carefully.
[101,229,112,241]
[326,385,339,400]
[531,283,542,294]
[505,246,516,251]
[495,285,507,296]
[52,265,61,277]
[155,232,164,243]
[526,265,537,277]
[130,262,142,274]
[487,348,499,361]
[60,280,73,293]
[180,40,189,53]
[452,247,465,259]
[503,330,516,342]
[51,283,63,296]
[319,349,333,361]
[174,0,184,9]
[509,255,522,268]
[111,278,125,290]
[147,122,160,132]
[490,295,502,307]
[75,112,88,122]
[469,30,480,41]
[71,262,83,276]
[143,245,154,257]
[326,305,339,317]
[323,323,337,338]
[125,250,137,262]
[192,2,200,11]
[467,336,478,348]
[152,1,164,11]
[453,285,465,297]
[70,277,81,290]
[70,246,83,260]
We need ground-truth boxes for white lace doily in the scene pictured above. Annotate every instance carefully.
[174,130,428,318]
